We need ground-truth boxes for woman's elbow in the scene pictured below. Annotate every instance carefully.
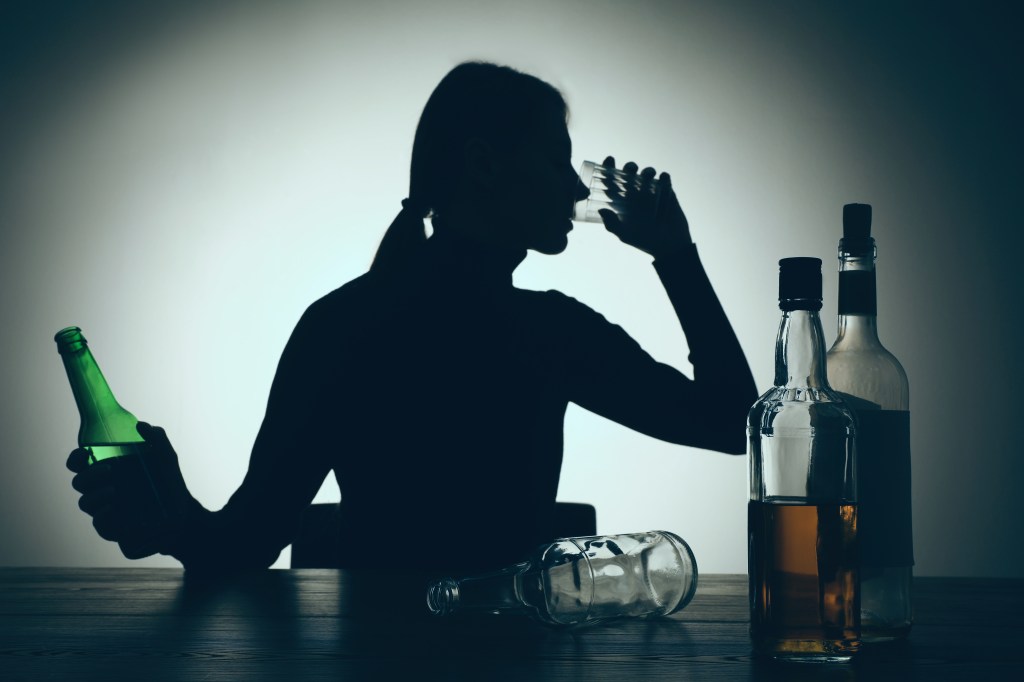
[720,434,748,456]
[693,427,746,455]
[702,403,753,455]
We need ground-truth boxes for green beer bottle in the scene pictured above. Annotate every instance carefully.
[55,326,164,517]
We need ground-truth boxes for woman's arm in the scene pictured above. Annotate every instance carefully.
[170,303,337,572]
[68,305,335,573]
[560,255,756,454]
[564,158,757,454]
[653,243,758,452]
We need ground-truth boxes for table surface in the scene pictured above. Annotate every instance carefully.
[1,568,1021,681]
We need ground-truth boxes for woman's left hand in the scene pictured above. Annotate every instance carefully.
[598,156,693,259]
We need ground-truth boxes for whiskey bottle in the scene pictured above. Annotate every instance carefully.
[826,204,913,641]
[748,257,859,661]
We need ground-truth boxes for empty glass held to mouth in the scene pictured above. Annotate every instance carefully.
[572,161,663,224]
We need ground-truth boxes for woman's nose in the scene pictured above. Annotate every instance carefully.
[574,175,590,203]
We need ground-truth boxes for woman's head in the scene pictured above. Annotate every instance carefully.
[373,62,585,271]
[410,62,569,216]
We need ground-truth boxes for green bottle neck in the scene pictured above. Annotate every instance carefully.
[56,328,141,446]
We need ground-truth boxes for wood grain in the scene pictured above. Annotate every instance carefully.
[1,569,1021,681]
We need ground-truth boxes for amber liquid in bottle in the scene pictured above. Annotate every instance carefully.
[749,501,859,657]
[747,258,859,661]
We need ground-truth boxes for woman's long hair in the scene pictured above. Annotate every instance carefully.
[371,62,568,274]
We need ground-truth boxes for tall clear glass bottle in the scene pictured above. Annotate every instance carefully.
[826,204,913,642]
[748,258,859,662]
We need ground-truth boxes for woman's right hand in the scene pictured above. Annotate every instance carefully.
[67,422,196,560]
[597,156,693,260]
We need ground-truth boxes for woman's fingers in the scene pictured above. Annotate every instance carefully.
[71,461,113,494]
[67,448,91,473]
[92,512,123,542]
[78,486,116,516]
[598,208,624,237]
[91,501,158,555]
[598,157,655,178]
[120,539,160,560]
[137,422,171,451]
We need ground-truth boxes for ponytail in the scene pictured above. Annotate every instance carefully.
[370,198,429,274]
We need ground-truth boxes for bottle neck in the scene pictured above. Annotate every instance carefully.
[775,309,829,388]
[426,562,533,617]
[836,314,881,346]
[60,345,120,421]
[56,330,140,445]
[836,250,881,345]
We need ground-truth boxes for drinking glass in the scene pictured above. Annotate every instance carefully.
[573,160,663,224]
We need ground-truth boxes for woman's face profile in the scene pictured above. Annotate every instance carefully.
[499,109,588,256]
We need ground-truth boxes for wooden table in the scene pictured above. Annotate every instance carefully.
[1,568,1020,681]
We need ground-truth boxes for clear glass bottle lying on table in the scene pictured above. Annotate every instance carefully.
[426,530,698,626]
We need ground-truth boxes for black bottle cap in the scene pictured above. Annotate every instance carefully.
[778,257,822,311]
[843,204,871,238]
[841,203,874,255]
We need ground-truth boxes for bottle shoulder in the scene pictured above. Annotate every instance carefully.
[748,387,856,434]
[750,385,851,407]
[79,405,142,445]
[827,342,906,372]
[826,346,909,409]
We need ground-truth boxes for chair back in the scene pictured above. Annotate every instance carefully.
[291,501,597,569]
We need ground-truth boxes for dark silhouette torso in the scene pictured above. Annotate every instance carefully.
[188,230,743,572]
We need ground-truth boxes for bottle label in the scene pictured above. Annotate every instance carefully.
[855,409,913,568]
[838,271,876,315]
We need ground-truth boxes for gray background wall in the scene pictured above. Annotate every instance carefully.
[2,0,1020,576]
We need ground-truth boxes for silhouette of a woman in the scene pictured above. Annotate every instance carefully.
[68,62,758,573]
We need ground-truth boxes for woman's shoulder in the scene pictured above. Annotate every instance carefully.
[302,271,365,307]
[512,287,610,328]
[292,271,392,333]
